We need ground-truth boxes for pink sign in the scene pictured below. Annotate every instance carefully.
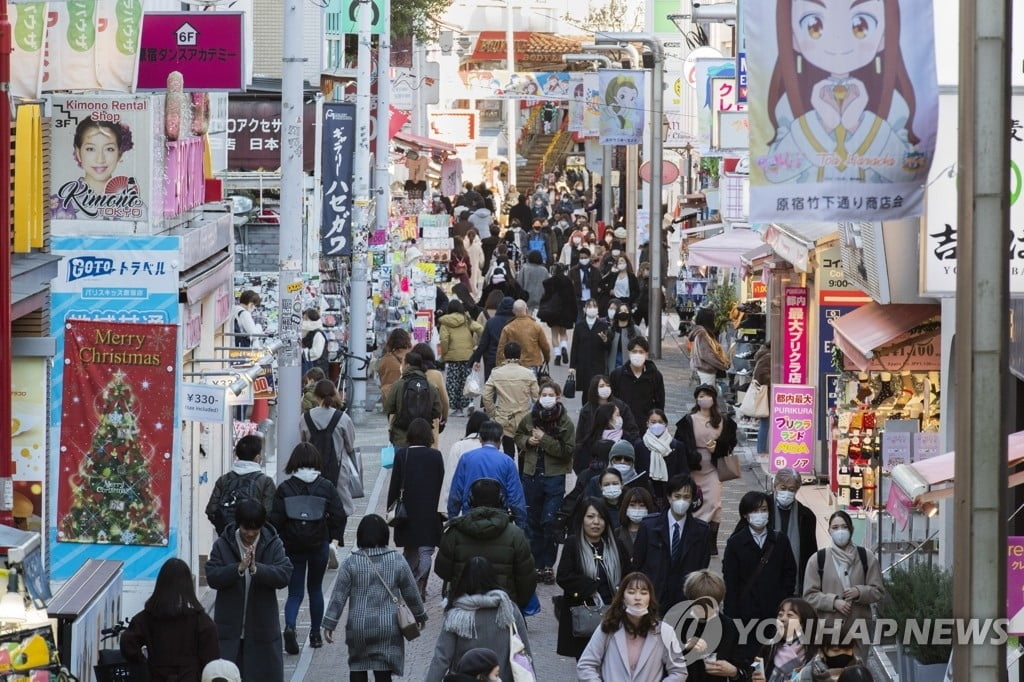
[770,385,815,474]
[782,286,809,384]
[1009,537,1024,634]
[137,13,245,91]
[885,482,912,531]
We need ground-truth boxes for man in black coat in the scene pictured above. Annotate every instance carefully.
[480,222,501,276]
[632,473,711,612]
[470,296,516,380]
[768,467,818,593]
[509,193,533,233]
[568,247,601,321]
[609,337,666,423]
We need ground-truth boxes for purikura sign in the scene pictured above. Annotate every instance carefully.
[782,286,809,384]
[770,384,815,474]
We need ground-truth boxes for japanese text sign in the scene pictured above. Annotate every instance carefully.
[598,70,646,146]
[321,102,356,257]
[225,98,316,172]
[770,385,815,474]
[782,286,809,385]
[1010,537,1024,635]
[137,13,245,91]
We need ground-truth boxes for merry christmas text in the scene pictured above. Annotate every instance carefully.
[77,329,161,365]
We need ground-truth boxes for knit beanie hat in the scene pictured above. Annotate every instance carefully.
[609,440,636,461]
[454,648,500,676]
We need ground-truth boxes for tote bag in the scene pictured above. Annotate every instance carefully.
[509,622,536,682]
[739,380,770,418]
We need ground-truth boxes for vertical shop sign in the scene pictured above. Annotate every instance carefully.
[782,286,809,385]
[770,385,815,474]
[817,287,871,439]
[321,102,356,256]
[11,358,48,534]
[1010,537,1024,635]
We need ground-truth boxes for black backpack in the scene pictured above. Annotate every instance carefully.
[281,478,328,550]
[304,410,343,486]
[393,375,432,429]
[816,547,869,581]
[212,471,263,534]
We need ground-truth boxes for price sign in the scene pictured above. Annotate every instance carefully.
[181,383,228,423]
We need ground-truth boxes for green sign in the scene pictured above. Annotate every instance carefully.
[331,0,382,35]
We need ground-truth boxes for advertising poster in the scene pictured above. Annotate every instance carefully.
[95,0,144,92]
[223,98,316,172]
[694,59,738,153]
[321,102,357,257]
[48,94,155,230]
[11,2,48,99]
[458,71,572,100]
[770,385,816,474]
[746,0,938,221]
[598,69,646,146]
[49,234,181,579]
[11,358,47,533]
[137,12,244,91]
[1010,536,1024,635]
[581,73,602,138]
[817,286,871,439]
[43,1,102,91]
[782,286,809,385]
[567,75,585,132]
[57,320,177,546]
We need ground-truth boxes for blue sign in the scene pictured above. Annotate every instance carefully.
[736,52,747,103]
[321,102,357,257]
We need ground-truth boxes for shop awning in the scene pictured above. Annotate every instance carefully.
[740,243,774,268]
[831,302,940,371]
[393,131,456,154]
[764,223,840,272]
[686,228,765,268]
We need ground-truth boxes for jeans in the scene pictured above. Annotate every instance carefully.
[285,542,329,633]
[403,546,434,596]
[521,471,566,570]
[757,416,769,454]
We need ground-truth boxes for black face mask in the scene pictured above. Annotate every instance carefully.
[824,654,855,669]
[616,312,630,322]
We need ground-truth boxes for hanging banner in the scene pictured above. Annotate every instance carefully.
[11,3,48,98]
[598,69,646,146]
[581,73,602,138]
[770,385,816,474]
[57,319,177,546]
[321,102,357,257]
[694,59,739,154]
[459,71,573,100]
[95,0,144,91]
[567,75,585,132]
[44,1,102,91]
[746,0,939,221]
[584,138,605,175]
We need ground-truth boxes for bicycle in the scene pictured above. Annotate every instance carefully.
[331,346,372,412]
[93,621,147,682]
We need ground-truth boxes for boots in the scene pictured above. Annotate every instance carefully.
[709,522,720,556]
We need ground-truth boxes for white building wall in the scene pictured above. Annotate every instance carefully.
[252,0,323,82]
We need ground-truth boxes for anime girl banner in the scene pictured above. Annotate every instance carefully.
[458,71,573,100]
[746,0,938,221]
[598,70,646,146]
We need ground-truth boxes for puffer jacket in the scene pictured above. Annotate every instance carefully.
[496,316,551,367]
[434,507,537,607]
[470,297,515,368]
[439,313,483,362]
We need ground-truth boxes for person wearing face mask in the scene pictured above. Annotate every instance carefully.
[599,252,639,313]
[573,381,641,473]
[576,572,688,681]
[585,441,653,499]
[514,381,576,584]
[537,263,577,366]
[750,597,818,682]
[605,301,643,372]
[591,468,625,530]
[769,468,818,593]
[569,247,601,320]
[614,486,655,562]
[632,409,690,506]
[233,290,264,349]
[559,229,586,266]
[633,473,712,612]
[610,337,666,426]
[802,511,884,662]
[797,635,863,682]
[674,384,738,556]
[676,570,744,682]
[723,491,798,662]
[569,302,611,406]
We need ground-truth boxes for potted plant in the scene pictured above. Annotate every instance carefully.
[880,561,952,682]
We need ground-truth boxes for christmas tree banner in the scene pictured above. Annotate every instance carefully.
[57,319,177,547]
[745,0,938,221]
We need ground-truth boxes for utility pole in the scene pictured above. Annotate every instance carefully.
[276,0,305,478]
[374,0,391,269]
[953,0,1010,678]
[348,0,373,424]
[505,0,517,191]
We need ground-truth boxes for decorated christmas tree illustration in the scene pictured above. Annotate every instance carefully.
[59,370,167,545]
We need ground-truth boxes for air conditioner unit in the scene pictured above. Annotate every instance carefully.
[838,220,935,304]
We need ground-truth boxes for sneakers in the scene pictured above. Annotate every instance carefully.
[537,567,555,585]
[284,627,299,655]
[561,347,569,364]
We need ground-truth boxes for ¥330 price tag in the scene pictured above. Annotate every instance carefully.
[180,383,228,423]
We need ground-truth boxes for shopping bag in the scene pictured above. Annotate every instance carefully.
[463,373,482,398]
[716,454,741,482]
[381,445,396,469]
[739,380,769,418]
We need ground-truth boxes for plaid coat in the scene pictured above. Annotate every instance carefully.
[322,547,427,674]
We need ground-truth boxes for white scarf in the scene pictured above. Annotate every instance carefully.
[642,429,672,482]
[830,542,859,590]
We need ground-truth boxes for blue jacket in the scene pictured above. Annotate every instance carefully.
[447,444,527,528]
[470,297,515,367]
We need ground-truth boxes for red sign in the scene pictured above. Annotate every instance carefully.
[137,13,245,91]
[227,98,316,172]
[752,281,767,299]
[782,286,809,384]
[58,320,177,546]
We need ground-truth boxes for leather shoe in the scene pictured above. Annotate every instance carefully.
[284,627,299,655]
[309,631,323,649]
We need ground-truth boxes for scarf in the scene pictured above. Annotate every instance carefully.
[642,429,673,482]
[775,499,802,592]
[531,401,565,435]
[830,542,860,590]
[442,590,518,639]
[602,427,623,441]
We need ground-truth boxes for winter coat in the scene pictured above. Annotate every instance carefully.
[599,270,640,309]
[387,445,444,548]
[687,326,729,374]
[517,262,549,308]
[523,229,558,265]
[680,615,743,682]
[439,313,483,362]
[322,547,427,675]
[447,445,528,525]
[569,263,602,304]
[383,368,443,447]
[570,319,611,403]
[205,525,292,682]
[606,322,644,374]
[753,344,771,385]
[496,316,551,367]
[120,609,220,682]
[468,208,493,235]
[427,367,450,445]
[770,499,819,591]
[204,461,276,530]
[674,414,739,472]
[377,350,406,399]
[509,200,533,231]
[576,622,689,682]
[631,437,691,503]
[269,471,347,550]
[300,319,329,375]
[555,535,626,659]
[477,279,528,307]
[573,398,641,473]
[424,590,532,682]
[299,406,356,515]
[537,273,578,329]
[723,528,798,623]
[435,506,537,608]
[609,361,666,426]
[482,361,540,438]
[469,297,515,370]
[632,511,712,612]
[802,544,885,633]
[515,409,576,477]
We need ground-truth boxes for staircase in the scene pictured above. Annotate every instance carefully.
[519,132,556,189]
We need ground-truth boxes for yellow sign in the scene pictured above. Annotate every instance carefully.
[13,104,43,253]
[286,281,303,294]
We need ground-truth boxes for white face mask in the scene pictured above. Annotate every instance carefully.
[607,308,617,319]
[670,499,690,516]
[630,353,646,368]
[602,485,622,500]
[597,386,612,399]
[626,508,649,523]
[573,237,582,245]
[579,258,590,266]
[585,309,599,321]
[748,511,770,529]
[617,263,627,272]
[612,249,621,257]
[539,396,557,409]
[697,396,714,410]
[611,416,623,430]
[625,606,649,617]
[647,423,666,437]
[831,528,852,547]
[612,462,631,475]
[776,490,796,507]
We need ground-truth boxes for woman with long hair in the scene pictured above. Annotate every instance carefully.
[576,571,687,681]
[538,262,578,365]
[555,497,625,660]
[687,307,729,387]
[450,236,474,294]
[573,376,641,473]
[439,299,484,416]
[424,557,532,682]
[569,300,611,407]
[606,300,643,373]
[751,597,818,682]
[614,485,655,562]
[633,408,691,505]
[269,443,347,654]
[378,327,413,401]
[600,253,639,312]
[465,228,486,294]
[121,558,220,681]
[299,379,356,536]
[477,289,505,326]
